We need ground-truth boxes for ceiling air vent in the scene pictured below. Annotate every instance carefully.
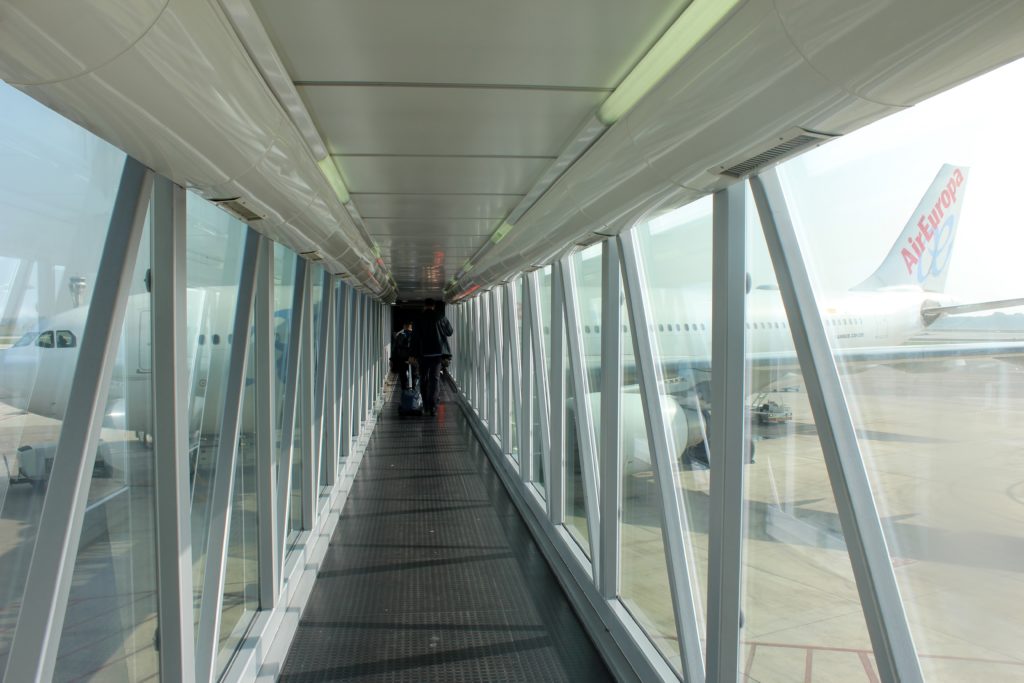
[712,128,836,179]
[211,197,263,223]
[300,250,324,262]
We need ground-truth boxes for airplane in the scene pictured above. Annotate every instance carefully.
[2,165,1023,487]
[565,164,1024,473]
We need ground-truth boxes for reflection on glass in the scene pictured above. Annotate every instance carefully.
[185,192,245,643]
[630,197,716,671]
[274,244,296,518]
[53,206,160,681]
[740,189,873,681]
[217,326,259,674]
[0,84,128,675]
[563,310,590,555]
[774,57,1024,680]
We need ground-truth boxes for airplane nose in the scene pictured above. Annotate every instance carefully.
[0,348,32,407]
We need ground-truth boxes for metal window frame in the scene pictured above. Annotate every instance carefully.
[500,287,514,454]
[4,158,153,683]
[194,228,262,683]
[618,230,706,683]
[520,278,535,483]
[504,284,523,463]
[340,284,354,451]
[276,256,308,570]
[300,265,316,529]
[253,230,280,611]
[313,270,334,495]
[751,170,923,683]
[489,288,504,442]
[598,240,622,600]
[527,270,552,492]
[548,263,567,526]
[560,253,601,577]
[151,175,197,679]
[480,293,492,427]
[705,182,748,681]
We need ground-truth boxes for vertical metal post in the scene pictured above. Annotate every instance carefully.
[505,284,523,463]
[339,285,353,453]
[325,279,338,486]
[520,280,535,482]
[313,271,333,494]
[561,255,601,577]
[4,159,153,683]
[300,266,315,529]
[150,175,196,680]
[253,232,279,609]
[528,271,552,487]
[751,171,923,683]
[489,289,504,439]
[618,230,706,683]
[599,240,622,599]
[481,293,492,425]
[194,229,261,683]
[276,257,307,569]
[500,286,514,454]
[706,183,747,681]
[548,264,566,525]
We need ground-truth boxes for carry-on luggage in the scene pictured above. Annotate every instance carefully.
[398,364,423,417]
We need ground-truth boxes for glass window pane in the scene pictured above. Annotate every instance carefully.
[0,83,130,675]
[54,204,158,681]
[185,192,246,640]
[217,321,259,673]
[630,197,717,672]
[776,57,1024,679]
[741,188,873,681]
[563,310,590,555]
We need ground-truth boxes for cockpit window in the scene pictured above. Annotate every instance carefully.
[56,330,76,348]
[12,331,38,347]
[36,331,55,348]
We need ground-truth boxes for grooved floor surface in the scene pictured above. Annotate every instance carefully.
[279,385,613,682]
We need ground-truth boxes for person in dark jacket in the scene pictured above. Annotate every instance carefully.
[410,298,453,416]
[392,322,416,389]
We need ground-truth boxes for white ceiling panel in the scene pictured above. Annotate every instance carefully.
[365,218,498,238]
[301,85,604,157]
[253,0,687,88]
[352,193,521,220]
[340,156,551,195]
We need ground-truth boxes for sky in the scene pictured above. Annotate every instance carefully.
[640,56,1024,305]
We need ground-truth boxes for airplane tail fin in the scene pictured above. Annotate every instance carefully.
[853,164,968,293]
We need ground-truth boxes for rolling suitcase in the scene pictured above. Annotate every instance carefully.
[398,365,423,417]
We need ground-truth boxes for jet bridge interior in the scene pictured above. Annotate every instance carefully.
[1,1,1024,681]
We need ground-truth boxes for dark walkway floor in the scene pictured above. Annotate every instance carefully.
[279,384,613,682]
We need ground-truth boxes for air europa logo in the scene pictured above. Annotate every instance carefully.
[901,168,964,279]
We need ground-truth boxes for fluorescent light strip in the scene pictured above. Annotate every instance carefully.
[318,157,350,204]
[598,0,742,125]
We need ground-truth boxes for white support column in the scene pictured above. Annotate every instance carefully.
[520,280,534,483]
[150,175,197,680]
[4,158,153,683]
[500,287,514,455]
[527,271,552,486]
[339,285,353,454]
[751,171,923,683]
[300,265,316,529]
[253,231,279,609]
[618,230,706,683]
[489,289,504,440]
[276,257,308,571]
[548,264,566,526]
[705,183,748,681]
[313,271,333,495]
[598,240,622,600]
[561,255,601,579]
[324,279,338,486]
[480,293,491,426]
[194,228,262,683]
[505,284,523,465]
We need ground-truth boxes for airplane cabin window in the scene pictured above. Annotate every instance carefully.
[212,333,221,345]
[56,330,76,348]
